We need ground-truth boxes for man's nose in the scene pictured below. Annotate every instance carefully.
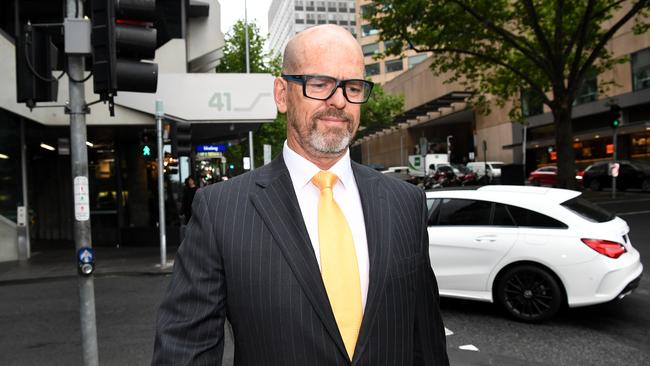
[326,86,347,109]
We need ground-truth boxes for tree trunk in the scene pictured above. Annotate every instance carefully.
[553,106,577,190]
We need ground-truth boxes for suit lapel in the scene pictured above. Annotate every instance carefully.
[351,163,391,365]
[249,155,349,361]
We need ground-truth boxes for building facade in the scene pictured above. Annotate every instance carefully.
[355,0,430,84]
[268,0,357,57]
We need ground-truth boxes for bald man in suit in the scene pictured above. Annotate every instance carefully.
[152,24,449,365]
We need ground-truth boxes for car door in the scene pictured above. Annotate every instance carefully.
[427,198,518,294]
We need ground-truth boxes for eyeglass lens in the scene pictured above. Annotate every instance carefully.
[304,76,371,103]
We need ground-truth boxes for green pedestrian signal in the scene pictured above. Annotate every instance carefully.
[143,145,152,156]
[608,104,621,129]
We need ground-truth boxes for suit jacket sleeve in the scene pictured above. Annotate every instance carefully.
[413,189,449,365]
[152,187,227,365]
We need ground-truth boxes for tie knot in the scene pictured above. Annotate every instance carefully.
[311,171,339,191]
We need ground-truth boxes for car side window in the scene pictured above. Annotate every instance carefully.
[427,198,441,226]
[506,205,568,229]
[437,198,491,226]
[492,203,516,226]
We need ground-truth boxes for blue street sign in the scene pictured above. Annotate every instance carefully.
[196,144,227,153]
[78,247,95,264]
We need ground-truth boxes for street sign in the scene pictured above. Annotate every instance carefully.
[73,176,90,221]
[196,144,227,153]
[78,247,95,264]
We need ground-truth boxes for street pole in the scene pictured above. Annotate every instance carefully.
[156,100,167,267]
[19,118,30,259]
[244,0,254,170]
[66,0,99,365]
[612,129,617,199]
[522,122,527,181]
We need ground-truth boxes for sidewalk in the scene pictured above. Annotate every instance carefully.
[0,246,175,284]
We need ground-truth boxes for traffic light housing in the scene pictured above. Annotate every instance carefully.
[15,25,59,108]
[171,122,192,157]
[91,0,158,114]
[609,104,621,129]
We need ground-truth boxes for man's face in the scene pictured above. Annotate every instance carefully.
[275,36,363,160]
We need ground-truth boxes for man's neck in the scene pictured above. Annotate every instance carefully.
[287,139,346,171]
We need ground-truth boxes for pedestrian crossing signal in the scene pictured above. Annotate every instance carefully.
[609,104,621,129]
[142,145,151,156]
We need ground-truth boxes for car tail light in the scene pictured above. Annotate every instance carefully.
[581,239,626,258]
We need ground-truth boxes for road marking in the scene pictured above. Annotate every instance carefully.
[459,344,479,351]
[617,210,650,216]
[445,327,454,336]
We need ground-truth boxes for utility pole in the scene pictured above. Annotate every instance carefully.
[244,0,255,170]
[66,0,98,364]
[156,100,167,267]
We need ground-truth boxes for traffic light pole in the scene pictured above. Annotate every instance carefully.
[155,100,167,267]
[66,0,99,365]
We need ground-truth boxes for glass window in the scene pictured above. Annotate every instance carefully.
[493,203,516,226]
[361,24,378,37]
[427,198,441,225]
[306,1,315,11]
[561,196,614,223]
[506,205,568,228]
[360,4,375,18]
[362,43,379,57]
[328,1,336,11]
[295,0,304,11]
[316,1,325,11]
[438,199,491,226]
[521,89,544,117]
[385,58,403,73]
[408,54,428,68]
[574,69,598,105]
[632,48,650,91]
[306,13,315,24]
[365,62,380,76]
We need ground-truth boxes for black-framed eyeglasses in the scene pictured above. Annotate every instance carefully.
[281,74,374,104]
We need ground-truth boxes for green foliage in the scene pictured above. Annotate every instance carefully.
[359,83,404,136]
[217,20,286,170]
[365,0,650,188]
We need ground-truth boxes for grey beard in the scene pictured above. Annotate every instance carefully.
[308,127,352,155]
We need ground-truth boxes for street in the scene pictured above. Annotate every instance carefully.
[0,192,648,365]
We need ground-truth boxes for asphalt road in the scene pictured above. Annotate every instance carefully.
[0,191,647,365]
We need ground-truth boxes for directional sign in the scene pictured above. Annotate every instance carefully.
[196,144,226,153]
[78,247,95,264]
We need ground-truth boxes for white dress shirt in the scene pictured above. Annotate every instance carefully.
[283,141,370,310]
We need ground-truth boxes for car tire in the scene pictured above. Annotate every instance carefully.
[589,179,601,191]
[495,264,563,322]
[642,179,650,192]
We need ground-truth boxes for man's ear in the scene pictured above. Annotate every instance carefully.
[274,77,288,113]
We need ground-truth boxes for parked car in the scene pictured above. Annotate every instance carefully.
[582,160,650,191]
[426,185,643,322]
[466,161,504,182]
[527,165,558,186]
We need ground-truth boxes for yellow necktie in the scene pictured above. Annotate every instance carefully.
[311,171,362,359]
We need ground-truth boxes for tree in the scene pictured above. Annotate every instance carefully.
[359,83,404,137]
[365,0,650,188]
[217,20,285,170]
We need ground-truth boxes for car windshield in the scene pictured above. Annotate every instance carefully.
[561,196,615,223]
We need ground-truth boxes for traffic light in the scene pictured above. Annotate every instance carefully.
[15,24,59,109]
[609,104,621,129]
[91,0,158,114]
[171,122,192,157]
[140,131,155,159]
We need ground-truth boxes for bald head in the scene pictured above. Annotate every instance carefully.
[282,25,364,74]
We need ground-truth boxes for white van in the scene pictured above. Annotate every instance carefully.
[466,161,505,179]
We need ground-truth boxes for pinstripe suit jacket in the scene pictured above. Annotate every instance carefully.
[152,155,449,365]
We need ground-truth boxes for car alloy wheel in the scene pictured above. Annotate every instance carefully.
[589,179,601,191]
[496,265,562,322]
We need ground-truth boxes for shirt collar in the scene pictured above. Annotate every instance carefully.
[282,140,354,190]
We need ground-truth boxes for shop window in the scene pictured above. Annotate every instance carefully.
[362,43,379,57]
[408,54,427,68]
[365,62,380,76]
[521,89,544,117]
[632,48,650,91]
[385,58,403,73]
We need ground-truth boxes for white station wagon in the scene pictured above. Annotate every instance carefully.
[426,185,643,322]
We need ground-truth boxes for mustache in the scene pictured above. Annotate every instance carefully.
[312,109,353,123]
